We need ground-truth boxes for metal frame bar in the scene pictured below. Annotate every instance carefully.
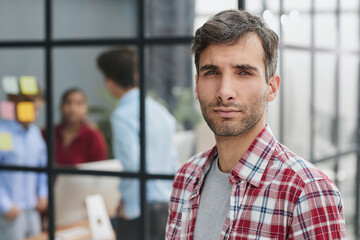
[44,0,55,238]
[356,1,360,237]
[137,0,148,238]
[279,0,284,142]
[0,37,194,48]
[309,0,316,164]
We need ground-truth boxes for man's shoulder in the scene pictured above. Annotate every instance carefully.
[0,120,14,128]
[173,148,214,188]
[274,143,334,186]
[111,103,138,124]
[0,120,8,129]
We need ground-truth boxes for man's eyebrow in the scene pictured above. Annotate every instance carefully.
[233,64,259,72]
[199,64,219,72]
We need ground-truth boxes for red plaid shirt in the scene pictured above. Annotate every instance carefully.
[166,125,346,239]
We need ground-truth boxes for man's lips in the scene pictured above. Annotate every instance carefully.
[213,108,241,117]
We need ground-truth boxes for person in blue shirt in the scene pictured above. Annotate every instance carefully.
[0,94,48,240]
[97,47,179,240]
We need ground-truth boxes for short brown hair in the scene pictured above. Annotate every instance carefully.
[192,9,279,82]
[97,47,138,88]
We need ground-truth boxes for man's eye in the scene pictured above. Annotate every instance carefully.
[204,70,218,76]
[239,71,252,76]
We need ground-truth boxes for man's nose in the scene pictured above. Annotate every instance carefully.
[216,76,236,102]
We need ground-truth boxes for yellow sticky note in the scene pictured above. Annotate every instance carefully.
[0,133,13,151]
[19,76,39,95]
[17,102,35,122]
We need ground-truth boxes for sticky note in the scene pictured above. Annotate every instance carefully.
[19,76,38,95]
[2,76,19,94]
[17,101,35,122]
[0,101,15,120]
[0,133,13,151]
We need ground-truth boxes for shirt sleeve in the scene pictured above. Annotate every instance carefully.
[0,153,13,214]
[111,114,140,219]
[37,138,48,198]
[289,179,346,239]
[89,128,108,162]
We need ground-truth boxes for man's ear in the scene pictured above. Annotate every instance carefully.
[105,78,114,88]
[266,74,280,102]
[194,74,199,100]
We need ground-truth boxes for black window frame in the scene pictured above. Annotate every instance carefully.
[0,1,244,239]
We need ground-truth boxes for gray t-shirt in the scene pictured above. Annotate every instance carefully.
[194,157,232,240]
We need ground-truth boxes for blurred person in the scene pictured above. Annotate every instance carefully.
[166,9,346,239]
[0,93,48,240]
[97,47,178,240]
[43,88,108,166]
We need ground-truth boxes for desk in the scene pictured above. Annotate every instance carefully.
[25,220,92,240]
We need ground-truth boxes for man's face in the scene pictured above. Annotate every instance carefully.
[104,78,118,98]
[8,94,37,127]
[195,33,273,137]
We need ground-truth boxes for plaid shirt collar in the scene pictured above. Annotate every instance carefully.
[192,124,276,196]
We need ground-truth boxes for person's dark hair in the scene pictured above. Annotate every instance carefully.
[60,88,87,106]
[97,47,138,88]
[192,9,279,82]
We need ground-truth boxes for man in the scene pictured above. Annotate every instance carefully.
[97,47,178,240]
[166,9,346,239]
[0,93,48,240]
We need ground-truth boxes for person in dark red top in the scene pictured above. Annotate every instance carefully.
[43,88,107,166]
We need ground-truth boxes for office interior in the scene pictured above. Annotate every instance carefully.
[0,0,359,239]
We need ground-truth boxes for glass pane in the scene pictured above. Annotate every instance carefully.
[145,44,206,167]
[314,53,336,159]
[0,49,47,168]
[339,55,358,151]
[0,49,45,126]
[283,13,311,47]
[262,11,280,36]
[194,0,238,35]
[314,158,336,181]
[0,0,44,40]
[284,0,311,12]
[265,0,280,12]
[340,0,359,11]
[245,0,263,13]
[315,0,337,11]
[52,47,124,167]
[340,14,359,52]
[145,0,195,38]
[53,0,138,39]
[0,170,48,239]
[54,172,123,238]
[337,154,357,239]
[283,50,311,160]
[146,179,173,239]
[314,14,337,49]
[195,0,237,15]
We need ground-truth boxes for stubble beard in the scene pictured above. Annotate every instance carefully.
[199,93,267,137]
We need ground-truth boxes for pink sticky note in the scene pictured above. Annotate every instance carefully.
[0,101,15,120]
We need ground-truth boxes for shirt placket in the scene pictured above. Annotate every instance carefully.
[222,180,247,240]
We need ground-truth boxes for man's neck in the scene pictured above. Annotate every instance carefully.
[20,122,30,129]
[215,119,266,173]
[117,86,136,99]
